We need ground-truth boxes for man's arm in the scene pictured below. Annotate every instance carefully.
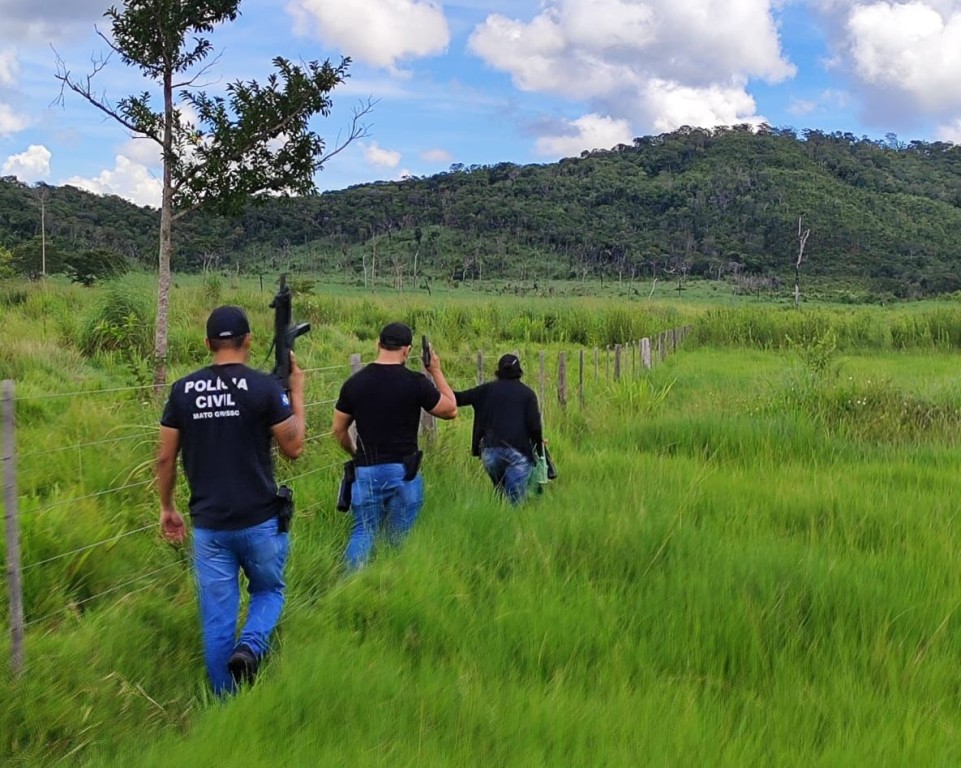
[454,385,481,407]
[156,426,186,543]
[425,347,457,420]
[332,409,356,456]
[272,353,306,459]
[526,392,544,448]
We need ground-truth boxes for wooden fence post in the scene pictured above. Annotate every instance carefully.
[614,344,622,381]
[420,357,437,442]
[641,337,652,369]
[477,351,484,385]
[605,345,610,380]
[557,352,567,408]
[539,351,546,408]
[348,354,362,446]
[578,349,585,407]
[3,380,24,677]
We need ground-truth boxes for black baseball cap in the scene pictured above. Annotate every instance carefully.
[496,353,523,379]
[379,322,413,348]
[206,305,250,340]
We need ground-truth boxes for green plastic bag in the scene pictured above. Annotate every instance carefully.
[533,449,549,487]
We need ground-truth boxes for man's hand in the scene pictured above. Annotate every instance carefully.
[160,508,186,544]
[288,351,305,397]
[425,345,442,376]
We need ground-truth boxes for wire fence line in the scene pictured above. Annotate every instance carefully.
[3,327,692,671]
[19,432,151,459]
[23,562,183,628]
[22,525,156,572]
[31,480,154,516]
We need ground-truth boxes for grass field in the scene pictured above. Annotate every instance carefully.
[3,275,961,765]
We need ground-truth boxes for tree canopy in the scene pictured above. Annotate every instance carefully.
[3,125,961,298]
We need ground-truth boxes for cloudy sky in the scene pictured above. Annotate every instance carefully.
[2,0,961,208]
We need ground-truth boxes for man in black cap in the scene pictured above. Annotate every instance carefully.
[156,304,305,695]
[454,353,544,504]
[332,321,456,569]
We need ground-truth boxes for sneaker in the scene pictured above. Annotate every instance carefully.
[227,644,258,685]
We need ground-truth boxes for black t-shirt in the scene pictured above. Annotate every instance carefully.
[454,379,543,459]
[160,363,293,530]
[335,363,441,466]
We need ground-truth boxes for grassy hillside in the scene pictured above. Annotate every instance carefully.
[4,276,961,764]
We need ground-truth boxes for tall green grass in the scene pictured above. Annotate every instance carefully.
[5,277,961,764]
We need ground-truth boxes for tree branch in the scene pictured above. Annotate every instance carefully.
[53,46,162,146]
[316,98,377,166]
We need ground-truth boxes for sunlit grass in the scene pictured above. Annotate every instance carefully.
[5,277,961,764]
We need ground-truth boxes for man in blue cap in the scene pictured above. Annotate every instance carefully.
[156,304,305,695]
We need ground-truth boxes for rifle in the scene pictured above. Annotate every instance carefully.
[269,274,311,390]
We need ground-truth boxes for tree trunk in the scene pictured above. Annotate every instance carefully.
[152,67,174,393]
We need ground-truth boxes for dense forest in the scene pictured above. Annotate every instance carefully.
[2,124,961,297]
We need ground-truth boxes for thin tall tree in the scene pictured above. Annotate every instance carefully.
[55,1,372,390]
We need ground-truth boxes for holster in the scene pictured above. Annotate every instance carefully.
[336,460,356,512]
[402,450,424,481]
[276,485,294,533]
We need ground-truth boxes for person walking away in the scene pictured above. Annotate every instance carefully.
[332,322,457,570]
[156,305,306,695]
[454,353,543,504]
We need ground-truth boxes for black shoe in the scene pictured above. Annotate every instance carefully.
[227,644,258,685]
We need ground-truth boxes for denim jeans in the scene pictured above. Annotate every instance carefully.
[193,517,289,695]
[345,463,424,570]
[481,446,534,504]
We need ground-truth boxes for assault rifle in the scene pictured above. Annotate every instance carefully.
[269,274,310,391]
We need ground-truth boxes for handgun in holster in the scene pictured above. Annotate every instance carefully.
[276,485,294,533]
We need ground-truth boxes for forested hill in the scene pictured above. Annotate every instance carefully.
[3,125,961,296]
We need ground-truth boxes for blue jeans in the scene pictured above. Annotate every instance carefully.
[346,463,424,570]
[481,446,534,504]
[193,518,289,695]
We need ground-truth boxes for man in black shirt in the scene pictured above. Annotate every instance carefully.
[454,353,543,504]
[156,305,305,694]
[332,322,457,569]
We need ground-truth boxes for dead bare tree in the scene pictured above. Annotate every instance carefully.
[794,217,811,308]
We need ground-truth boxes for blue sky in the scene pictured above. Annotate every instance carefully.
[2,0,961,207]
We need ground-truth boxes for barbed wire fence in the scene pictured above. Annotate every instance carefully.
[2,326,691,675]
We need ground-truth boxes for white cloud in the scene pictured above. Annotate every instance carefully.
[640,80,764,133]
[787,89,851,117]
[0,48,18,87]
[118,137,161,168]
[0,101,29,135]
[846,2,961,111]
[535,113,634,157]
[787,98,817,116]
[2,143,51,181]
[63,155,162,208]
[468,0,793,137]
[0,0,111,44]
[419,147,452,163]
[936,117,961,143]
[362,141,402,168]
[287,0,449,72]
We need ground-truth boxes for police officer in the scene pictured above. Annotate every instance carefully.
[454,353,544,504]
[156,305,305,695]
[332,322,456,569]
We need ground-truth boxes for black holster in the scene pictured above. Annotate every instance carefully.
[336,460,356,512]
[402,450,424,481]
[276,485,294,533]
